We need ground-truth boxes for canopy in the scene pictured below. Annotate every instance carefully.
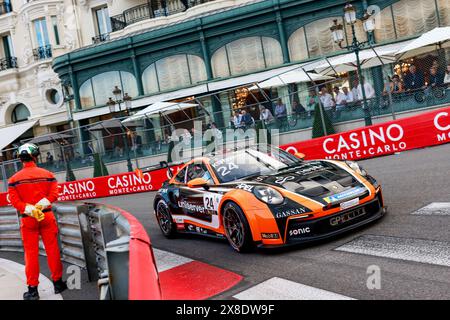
[88,119,142,131]
[0,121,37,151]
[122,102,198,123]
[396,27,450,59]
[29,133,74,145]
[313,40,413,75]
[249,69,334,90]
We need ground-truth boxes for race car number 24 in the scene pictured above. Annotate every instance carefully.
[203,193,222,211]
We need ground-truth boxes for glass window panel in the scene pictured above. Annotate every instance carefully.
[51,16,60,45]
[344,20,367,44]
[305,17,343,58]
[373,5,396,43]
[226,37,265,76]
[92,71,121,106]
[12,104,31,123]
[142,63,159,94]
[392,0,438,38]
[120,71,139,98]
[187,55,208,84]
[211,47,230,78]
[262,37,283,67]
[34,18,50,47]
[288,27,309,62]
[96,7,112,34]
[438,0,450,26]
[79,80,95,108]
[156,54,191,91]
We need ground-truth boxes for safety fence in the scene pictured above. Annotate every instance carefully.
[0,203,161,300]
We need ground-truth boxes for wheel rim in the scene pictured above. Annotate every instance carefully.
[223,205,245,249]
[156,202,172,234]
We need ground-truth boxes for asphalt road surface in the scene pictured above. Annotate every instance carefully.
[96,143,450,300]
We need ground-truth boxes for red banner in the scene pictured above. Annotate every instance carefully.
[281,106,450,160]
[1,106,449,207]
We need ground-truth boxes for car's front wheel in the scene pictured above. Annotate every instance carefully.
[155,199,177,238]
[222,202,254,253]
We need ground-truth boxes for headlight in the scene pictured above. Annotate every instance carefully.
[253,186,284,205]
[345,161,367,176]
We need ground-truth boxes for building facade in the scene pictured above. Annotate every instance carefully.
[1,0,450,170]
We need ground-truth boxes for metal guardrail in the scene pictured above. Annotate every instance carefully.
[0,203,160,300]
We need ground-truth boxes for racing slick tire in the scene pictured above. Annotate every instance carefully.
[222,202,254,253]
[155,199,177,238]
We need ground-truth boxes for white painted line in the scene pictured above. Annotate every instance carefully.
[233,277,354,300]
[0,258,63,300]
[335,235,450,267]
[153,248,193,273]
[412,203,450,216]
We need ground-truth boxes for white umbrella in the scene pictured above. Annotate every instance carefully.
[396,27,450,59]
[122,102,199,123]
[249,69,334,90]
[314,40,413,76]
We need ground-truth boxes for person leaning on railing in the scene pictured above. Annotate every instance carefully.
[444,64,450,87]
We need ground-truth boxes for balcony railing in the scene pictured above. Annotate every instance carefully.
[33,45,52,61]
[111,0,213,32]
[0,57,17,71]
[92,33,111,44]
[0,2,12,15]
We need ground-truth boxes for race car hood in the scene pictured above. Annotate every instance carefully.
[240,160,369,206]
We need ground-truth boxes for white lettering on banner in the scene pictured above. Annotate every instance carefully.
[58,181,96,201]
[322,124,405,159]
[285,146,298,154]
[434,112,450,142]
[107,172,152,189]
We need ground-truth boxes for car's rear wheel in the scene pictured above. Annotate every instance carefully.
[156,199,177,238]
[222,202,254,253]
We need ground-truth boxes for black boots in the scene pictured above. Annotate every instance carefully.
[53,279,68,294]
[23,286,39,300]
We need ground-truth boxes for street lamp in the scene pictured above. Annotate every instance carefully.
[106,86,134,172]
[330,2,375,126]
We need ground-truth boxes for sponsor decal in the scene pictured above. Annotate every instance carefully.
[274,207,308,218]
[323,187,366,204]
[261,233,280,239]
[330,208,366,226]
[340,198,360,210]
[178,200,206,214]
[289,227,311,237]
[294,164,326,175]
[235,183,254,192]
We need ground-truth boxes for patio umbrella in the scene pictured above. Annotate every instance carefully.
[313,40,413,76]
[88,119,142,131]
[29,133,74,145]
[248,69,334,90]
[396,27,450,60]
[122,102,199,123]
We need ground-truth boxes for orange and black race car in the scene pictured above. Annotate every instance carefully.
[153,145,386,252]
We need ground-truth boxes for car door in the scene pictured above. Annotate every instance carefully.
[179,161,221,230]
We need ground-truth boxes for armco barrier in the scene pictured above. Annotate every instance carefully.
[0,106,449,207]
[0,203,161,300]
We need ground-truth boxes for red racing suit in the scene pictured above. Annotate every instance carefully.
[8,161,63,287]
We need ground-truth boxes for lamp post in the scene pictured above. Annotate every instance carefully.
[106,86,133,172]
[330,2,376,126]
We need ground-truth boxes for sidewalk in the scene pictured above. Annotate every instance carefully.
[0,258,62,300]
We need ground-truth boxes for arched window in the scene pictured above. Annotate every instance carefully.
[141,54,207,95]
[11,104,31,123]
[374,0,440,43]
[289,17,367,61]
[79,71,138,109]
[211,37,283,78]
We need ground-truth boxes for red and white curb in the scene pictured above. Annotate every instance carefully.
[153,249,243,300]
[0,258,62,300]
[233,277,354,300]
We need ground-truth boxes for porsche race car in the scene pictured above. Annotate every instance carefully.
[153,145,386,252]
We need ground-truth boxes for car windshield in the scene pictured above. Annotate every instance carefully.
[209,146,301,183]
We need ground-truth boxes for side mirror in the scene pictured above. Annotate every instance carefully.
[187,178,209,189]
[294,152,306,160]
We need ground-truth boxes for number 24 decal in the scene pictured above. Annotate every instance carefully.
[216,163,239,176]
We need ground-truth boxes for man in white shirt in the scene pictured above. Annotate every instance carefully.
[351,79,360,102]
[319,87,335,111]
[357,76,376,101]
[333,86,347,111]
[342,87,354,104]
